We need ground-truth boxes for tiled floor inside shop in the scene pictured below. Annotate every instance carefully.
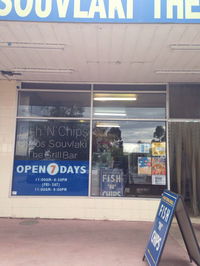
[0,217,199,266]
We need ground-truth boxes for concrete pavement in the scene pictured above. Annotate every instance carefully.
[0,218,199,266]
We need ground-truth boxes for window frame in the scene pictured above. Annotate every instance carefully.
[12,85,168,198]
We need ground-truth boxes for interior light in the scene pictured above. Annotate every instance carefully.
[94,112,126,116]
[0,42,66,50]
[96,122,120,128]
[94,97,137,101]
[170,44,200,50]
[12,68,74,73]
[94,93,137,101]
[156,69,200,74]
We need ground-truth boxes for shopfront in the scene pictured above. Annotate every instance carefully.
[0,0,200,221]
[12,83,167,198]
[5,82,198,217]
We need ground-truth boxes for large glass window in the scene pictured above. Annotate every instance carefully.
[12,89,90,196]
[12,85,167,197]
[91,121,167,197]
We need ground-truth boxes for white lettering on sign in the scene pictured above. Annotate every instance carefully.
[109,0,125,19]
[1,0,200,21]
[14,0,33,17]
[74,0,89,18]
[167,0,184,19]
[102,174,121,183]
[158,204,171,223]
[154,0,161,19]
[0,0,12,16]
[185,0,200,19]
[88,0,106,19]
[154,0,200,19]
[102,191,121,196]
[0,0,134,19]
[57,0,70,18]
[151,230,162,251]
[16,163,87,175]
[127,0,133,18]
[35,0,52,18]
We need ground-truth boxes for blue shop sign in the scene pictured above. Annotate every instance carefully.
[0,0,200,23]
[12,160,89,196]
[144,190,179,266]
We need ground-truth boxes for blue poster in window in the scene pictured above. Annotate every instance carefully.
[144,190,179,266]
[12,120,90,196]
[12,160,89,196]
[100,168,124,197]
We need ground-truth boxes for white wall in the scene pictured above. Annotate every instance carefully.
[0,80,159,221]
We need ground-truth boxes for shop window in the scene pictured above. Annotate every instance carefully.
[13,105,90,195]
[93,93,166,119]
[18,91,90,118]
[169,84,200,119]
[91,121,167,197]
[13,89,91,196]
[13,86,167,198]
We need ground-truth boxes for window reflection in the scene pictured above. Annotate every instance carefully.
[18,91,91,118]
[91,121,167,197]
[15,119,90,161]
[169,84,200,119]
[93,93,166,119]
